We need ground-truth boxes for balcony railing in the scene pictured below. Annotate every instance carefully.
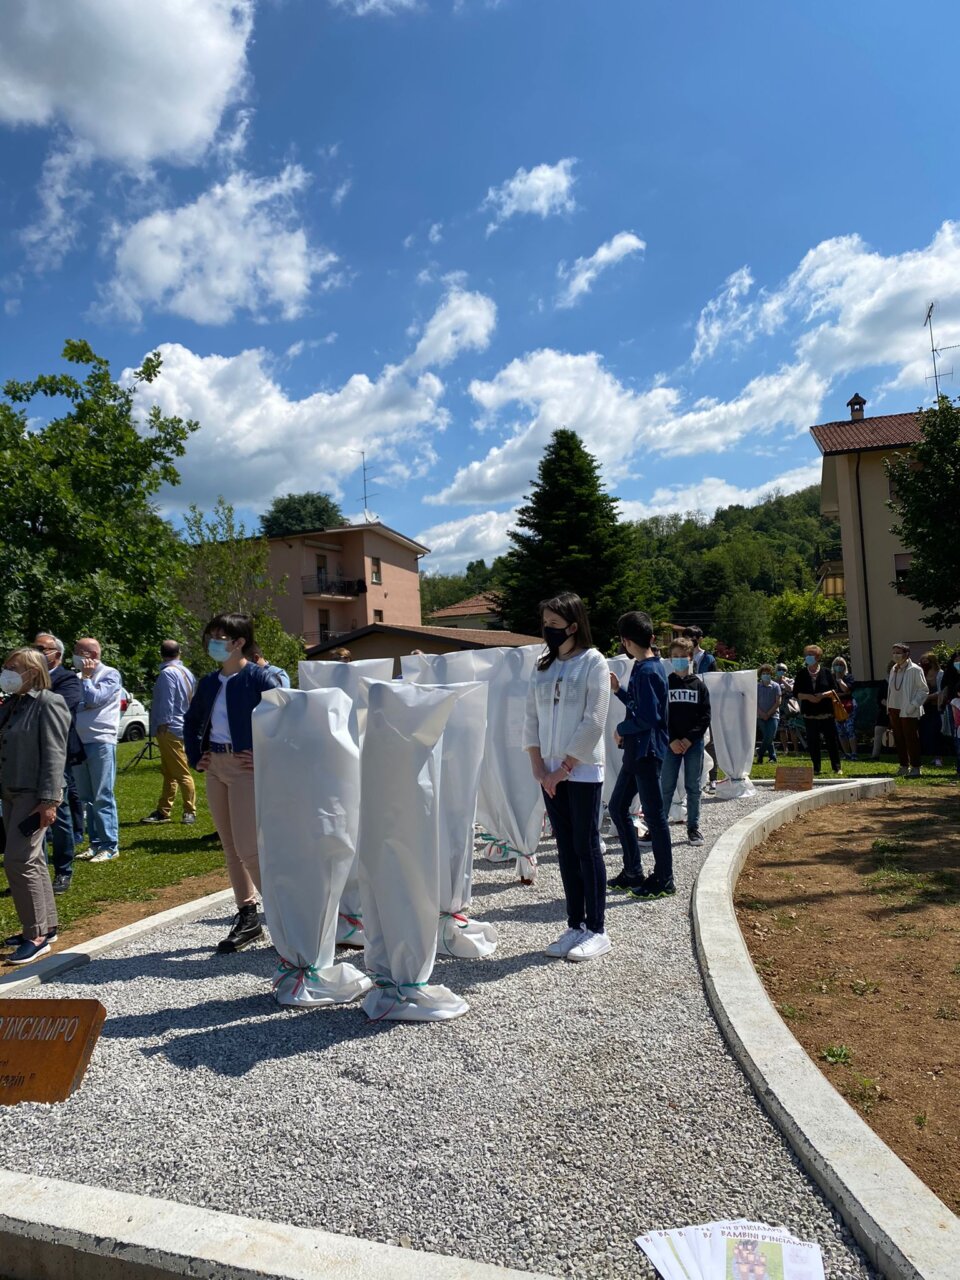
[300,573,365,597]
[301,629,348,647]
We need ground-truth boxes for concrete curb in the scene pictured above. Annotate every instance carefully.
[0,887,236,993]
[693,778,960,1280]
[0,1168,556,1280]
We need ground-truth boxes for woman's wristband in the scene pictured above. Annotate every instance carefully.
[560,760,573,775]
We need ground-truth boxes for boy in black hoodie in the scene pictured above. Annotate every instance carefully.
[660,637,711,846]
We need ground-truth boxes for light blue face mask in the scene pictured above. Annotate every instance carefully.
[671,658,689,673]
[207,638,232,663]
[761,673,772,684]
[804,654,817,666]
[954,661,960,672]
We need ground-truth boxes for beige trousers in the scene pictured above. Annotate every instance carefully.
[2,790,58,941]
[204,753,261,907]
[156,727,196,817]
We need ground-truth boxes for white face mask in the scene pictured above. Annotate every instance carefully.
[0,669,24,695]
[73,653,90,668]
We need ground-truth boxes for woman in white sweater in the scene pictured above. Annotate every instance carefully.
[523,592,610,963]
[886,643,929,777]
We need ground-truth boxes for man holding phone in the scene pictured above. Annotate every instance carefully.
[72,637,122,863]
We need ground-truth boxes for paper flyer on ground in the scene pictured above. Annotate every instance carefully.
[635,1220,825,1280]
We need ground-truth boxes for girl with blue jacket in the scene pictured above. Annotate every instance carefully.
[523,592,610,963]
[184,614,278,954]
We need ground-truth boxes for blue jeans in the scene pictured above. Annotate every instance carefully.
[541,781,605,934]
[757,716,779,763]
[74,742,119,851]
[608,759,641,877]
[660,738,705,832]
[629,748,673,885]
[47,766,77,876]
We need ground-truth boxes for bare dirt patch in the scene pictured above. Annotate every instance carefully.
[736,789,960,1213]
[47,868,229,953]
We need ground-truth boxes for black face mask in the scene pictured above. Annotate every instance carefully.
[543,624,571,653]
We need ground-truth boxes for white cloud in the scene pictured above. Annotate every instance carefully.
[331,178,352,208]
[406,287,497,371]
[402,233,415,250]
[617,463,823,522]
[556,230,645,309]
[328,0,419,13]
[19,139,94,270]
[689,223,960,390]
[0,0,254,166]
[432,222,960,508]
[429,350,824,507]
[136,343,447,513]
[691,266,755,364]
[130,287,497,512]
[99,166,338,325]
[428,221,443,244]
[416,508,517,573]
[482,158,577,234]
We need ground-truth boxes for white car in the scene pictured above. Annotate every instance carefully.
[119,692,149,742]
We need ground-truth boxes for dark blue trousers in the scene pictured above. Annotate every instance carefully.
[608,760,642,876]
[542,781,605,934]
[631,749,673,885]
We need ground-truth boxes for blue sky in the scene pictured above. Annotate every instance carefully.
[3,0,960,570]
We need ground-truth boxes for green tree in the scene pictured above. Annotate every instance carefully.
[887,396,960,629]
[497,429,634,645]
[713,586,770,660]
[181,498,303,681]
[260,490,344,538]
[419,571,469,620]
[766,588,846,663]
[0,340,197,689]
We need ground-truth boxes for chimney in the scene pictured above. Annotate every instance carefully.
[847,393,866,421]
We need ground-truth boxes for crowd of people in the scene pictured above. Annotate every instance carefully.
[2,601,958,971]
[751,642,960,778]
[0,620,289,966]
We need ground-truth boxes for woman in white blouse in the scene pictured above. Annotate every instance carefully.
[523,592,610,963]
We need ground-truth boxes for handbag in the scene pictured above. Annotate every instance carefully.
[831,695,848,723]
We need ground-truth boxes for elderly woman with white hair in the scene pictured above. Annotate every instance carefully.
[0,648,70,965]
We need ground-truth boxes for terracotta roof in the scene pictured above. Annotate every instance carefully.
[810,412,921,456]
[266,521,430,555]
[428,592,501,619]
[304,622,539,657]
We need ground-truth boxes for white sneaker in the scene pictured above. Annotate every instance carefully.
[544,926,587,958]
[89,848,119,863]
[566,930,612,963]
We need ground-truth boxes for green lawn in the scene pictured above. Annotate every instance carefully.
[750,751,959,787]
[1,741,225,942]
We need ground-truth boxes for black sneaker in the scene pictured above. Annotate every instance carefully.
[608,870,635,892]
[141,811,171,825]
[53,873,72,894]
[687,829,704,846]
[628,876,677,901]
[216,904,263,954]
[4,928,58,947]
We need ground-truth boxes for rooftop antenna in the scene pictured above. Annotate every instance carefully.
[353,450,379,523]
[924,301,958,400]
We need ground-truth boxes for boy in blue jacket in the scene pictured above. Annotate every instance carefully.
[608,611,674,899]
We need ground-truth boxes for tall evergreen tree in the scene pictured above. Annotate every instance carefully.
[887,396,960,629]
[497,429,633,646]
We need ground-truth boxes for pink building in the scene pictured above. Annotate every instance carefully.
[266,523,429,646]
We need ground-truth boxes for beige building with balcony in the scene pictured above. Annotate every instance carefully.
[266,523,429,646]
[811,394,939,681]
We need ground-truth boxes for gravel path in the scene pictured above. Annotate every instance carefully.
[0,792,876,1280]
